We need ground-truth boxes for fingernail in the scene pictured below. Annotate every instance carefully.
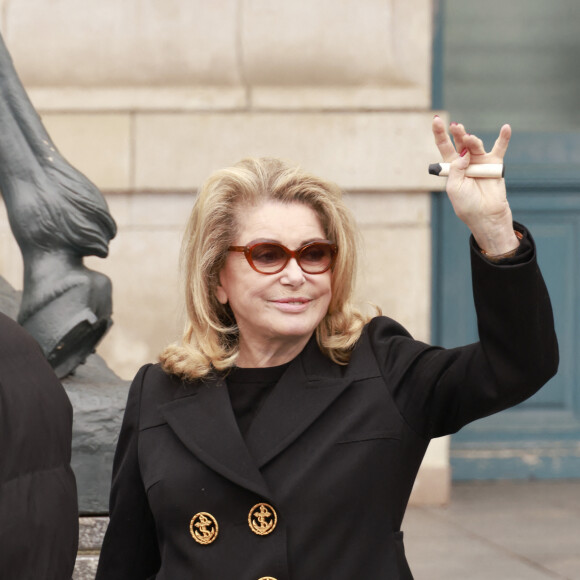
[450,122,458,126]
[433,114,440,118]
[460,148,468,157]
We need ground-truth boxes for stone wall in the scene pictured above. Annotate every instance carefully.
[0,2,449,549]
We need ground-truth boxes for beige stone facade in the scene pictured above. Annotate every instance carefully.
[0,0,449,504]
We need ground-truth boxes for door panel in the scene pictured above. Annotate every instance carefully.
[432,186,580,479]
[433,0,580,479]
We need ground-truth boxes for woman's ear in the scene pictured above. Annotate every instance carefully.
[215,282,228,305]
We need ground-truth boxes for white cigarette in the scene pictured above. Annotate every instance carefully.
[429,163,504,178]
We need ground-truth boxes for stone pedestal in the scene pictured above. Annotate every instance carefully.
[63,355,130,514]
[73,517,108,580]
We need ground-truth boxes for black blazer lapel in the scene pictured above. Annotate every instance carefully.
[246,338,353,468]
[159,377,272,500]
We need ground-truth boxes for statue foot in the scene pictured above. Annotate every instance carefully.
[19,271,113,378]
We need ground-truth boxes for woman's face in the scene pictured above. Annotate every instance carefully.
[216,200,333,366]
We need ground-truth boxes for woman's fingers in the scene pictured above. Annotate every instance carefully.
[463,134,487,157]
[490,124,512,160]
[432,116,458,162]
[449,122,467,154]
[433,119,512,164]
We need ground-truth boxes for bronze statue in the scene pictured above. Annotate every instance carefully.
[0,32,116,378]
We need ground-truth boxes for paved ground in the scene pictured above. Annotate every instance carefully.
[403,480,580,580]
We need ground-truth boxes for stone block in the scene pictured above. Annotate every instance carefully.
[134,112,442,192]
[78,517,109,551]
[5,0,433,112]
[28,86,247,113]
[357,224,431,343]
[40,114,132,190]
[125,191,195,228]
[74,517,109,579]
[86,226,183,380]
[243,0,432,108]
[415,436,451,503]
[73,555,99,580]
[344,191,430,227]
[243,0,407,85]
[251,86,430,111]
[98,193,132,230]
[5,0,240,87]
[410,464,451,506]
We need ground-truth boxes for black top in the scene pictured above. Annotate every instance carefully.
[226,363,291,437]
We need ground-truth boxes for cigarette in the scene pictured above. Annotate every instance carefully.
[429,163,504,178]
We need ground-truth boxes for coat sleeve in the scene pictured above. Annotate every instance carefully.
[96,364,161,580]
[368,225,559,439]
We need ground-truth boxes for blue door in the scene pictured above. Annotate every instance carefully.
[432,1,580,479]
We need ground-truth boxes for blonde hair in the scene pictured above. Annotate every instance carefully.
[160,157,372,380]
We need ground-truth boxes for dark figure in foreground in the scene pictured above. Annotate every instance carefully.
[97,119,558,579]
[0,313,78,578]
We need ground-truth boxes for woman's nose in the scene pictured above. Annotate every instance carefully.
[280,257,305,285]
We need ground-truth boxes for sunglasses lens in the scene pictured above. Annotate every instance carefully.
[250,244,288,273]
[299,243,334,273]
[244,242,336,274]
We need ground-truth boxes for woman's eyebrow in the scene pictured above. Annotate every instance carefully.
[244,237,330,247]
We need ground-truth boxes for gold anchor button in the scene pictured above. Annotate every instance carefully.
[248,502,277,536]
[190,512,219,545]
[258,577,278,580]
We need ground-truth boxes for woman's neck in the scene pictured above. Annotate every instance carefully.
[236,334,312,368]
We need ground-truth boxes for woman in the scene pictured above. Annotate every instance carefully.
[96,119,558,579]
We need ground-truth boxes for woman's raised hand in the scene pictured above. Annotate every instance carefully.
[431,116,520,256]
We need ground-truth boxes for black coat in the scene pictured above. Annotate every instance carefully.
[0,313,78,579]
[97,230,558,580]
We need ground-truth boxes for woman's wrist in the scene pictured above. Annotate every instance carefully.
[470,213,520,257]
[479,229,523,261]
